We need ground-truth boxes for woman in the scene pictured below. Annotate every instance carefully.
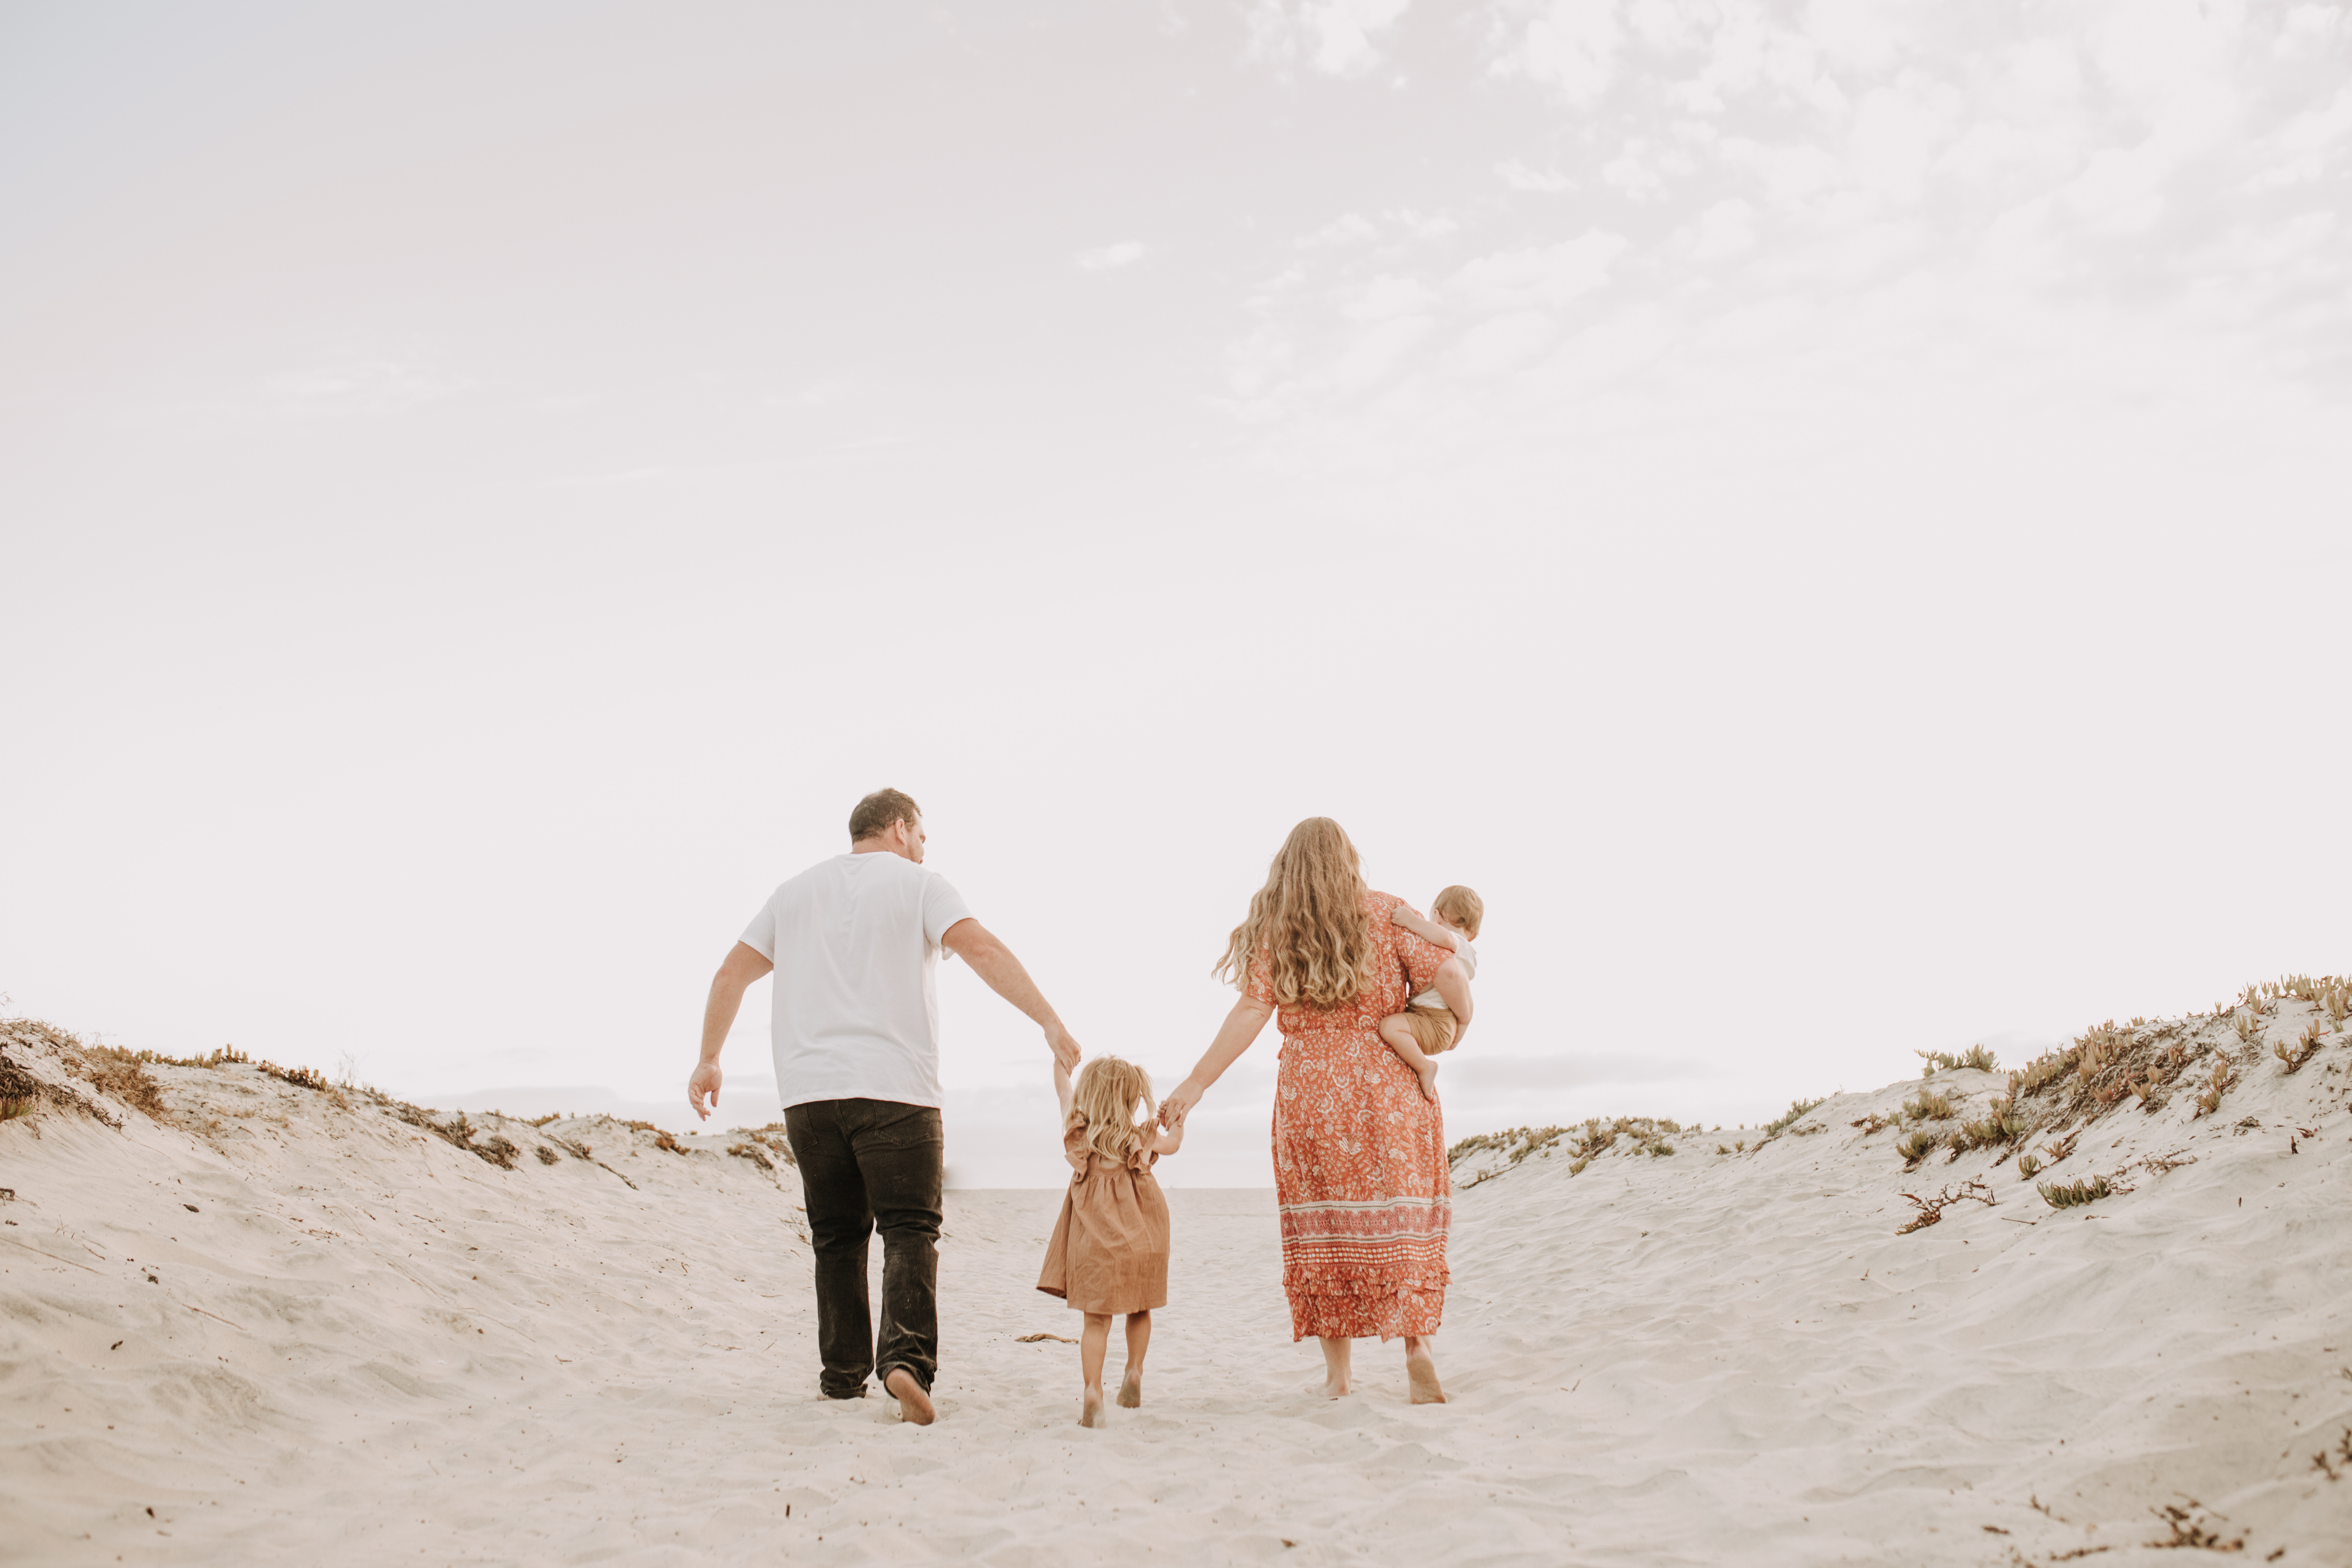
[1160,818,1473,1403]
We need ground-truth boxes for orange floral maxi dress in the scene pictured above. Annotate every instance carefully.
[1250,892,1454,1342]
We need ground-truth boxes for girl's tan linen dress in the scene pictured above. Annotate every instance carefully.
[1036,1122,1170,1315]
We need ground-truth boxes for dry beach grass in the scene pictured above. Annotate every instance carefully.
[5,983,2352,1564]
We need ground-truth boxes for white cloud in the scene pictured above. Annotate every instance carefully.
[1449,231,1629,310]
[1298,209,1455,247]
[2256,83,2352,187]
[1846,77,1962,201]
[1073,240,1148,271]
[1624,0,1707,52]
[1234,0,2352,439]
[1686,197,1758,261]
[1602,135,1693,201]
[1384,207,1459,239]
[2276,4,2346,55]
[265,358,461,414]
[1716,135,1842,205]
[1245,0,1413,76]
[1341,272,1441,321]
[1301,212,1381,247]
[1801,0,1904,74]
[1447,309,1557,376]
[1492,0,1623,107]
[1496,158,1575,192]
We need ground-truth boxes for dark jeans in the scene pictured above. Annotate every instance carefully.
[783,1098,943,1399]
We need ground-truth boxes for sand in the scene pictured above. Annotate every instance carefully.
[5,997,2352,1566]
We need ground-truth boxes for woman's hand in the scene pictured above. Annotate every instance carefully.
[1164,995,1276,1127]
[1160,1076,1206,1129]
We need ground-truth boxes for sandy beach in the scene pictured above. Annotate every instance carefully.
[6,993,2352,1566]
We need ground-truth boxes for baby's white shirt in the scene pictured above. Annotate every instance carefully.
[1407,933,1476,1011]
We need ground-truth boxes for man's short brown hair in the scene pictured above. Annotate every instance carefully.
[848,788,922,843]
[1432,885,1483,939]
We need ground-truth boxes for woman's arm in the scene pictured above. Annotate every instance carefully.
[1159,994,1275,1128]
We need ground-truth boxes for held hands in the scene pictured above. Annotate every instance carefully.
[1159,1076,1205,1130]
[687,1061,722,1121]
[1045,1023,1081,1074]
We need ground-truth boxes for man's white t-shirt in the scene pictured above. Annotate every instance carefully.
[738,852,975,1111]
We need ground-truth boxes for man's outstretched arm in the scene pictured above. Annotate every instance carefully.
[690,941,774,1120]
[941,919,1081,1071]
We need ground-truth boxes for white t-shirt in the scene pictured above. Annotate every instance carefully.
[1408,935,1476,1011]
[737,852,975,1111]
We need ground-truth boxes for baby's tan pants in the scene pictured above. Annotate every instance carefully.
[1404,1004,1457,1055]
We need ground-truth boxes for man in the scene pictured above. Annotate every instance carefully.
[690,787,1080,1424]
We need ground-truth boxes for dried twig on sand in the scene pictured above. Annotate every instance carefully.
[1897,1180,1995,1234]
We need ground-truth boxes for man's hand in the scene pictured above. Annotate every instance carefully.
[941,919,1082,1072]
[1045,1023,1081,1074]
[693,941,772,1122]
[688,1060,723,1121]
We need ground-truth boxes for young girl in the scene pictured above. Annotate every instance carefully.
[1036,1055,1181,1428]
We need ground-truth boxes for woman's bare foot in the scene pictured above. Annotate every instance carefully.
[1415,1057,1440,1102]
[1319,1335,1353,1400]
[1080,1386,1105,1428]
[884,1367,936,1425]
[1118,1370,1143,1408]
[1404,1340,1446,1405]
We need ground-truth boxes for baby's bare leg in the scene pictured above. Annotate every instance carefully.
[1079,1313,1111,1427]
[1119,1310,1151,1407]
[1379,1014,1441,1102]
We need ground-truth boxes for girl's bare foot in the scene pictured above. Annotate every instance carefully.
[1118,1370,1142,1408]
[1080,1386,1105,1428]
[1415,1057,1440,1102]
[1404,1340,1446,1405]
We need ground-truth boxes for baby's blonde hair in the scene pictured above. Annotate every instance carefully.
[1067,1056,1155,1164]
[1432,884,1483,940]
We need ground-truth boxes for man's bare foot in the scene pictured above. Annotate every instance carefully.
[884,1367,935,1426]
[1080,1386,1105,1428]
[1405,1342,1446,1405]
[1118,1370,1142,1408]
[1415,1057,1440,1102]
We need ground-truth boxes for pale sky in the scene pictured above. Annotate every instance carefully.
[5,2,2347,1184]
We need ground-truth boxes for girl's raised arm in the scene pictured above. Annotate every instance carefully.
[1053,1059,1075,1125]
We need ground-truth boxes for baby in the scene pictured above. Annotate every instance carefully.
[1036,1055,1182,1427]
[1380,885,1483,1101]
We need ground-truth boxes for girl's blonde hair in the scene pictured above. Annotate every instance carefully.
[1068,1056,1155,1164]
[1213,817,1376,1009]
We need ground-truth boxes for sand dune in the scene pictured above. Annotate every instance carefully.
[5,992,2351,1565]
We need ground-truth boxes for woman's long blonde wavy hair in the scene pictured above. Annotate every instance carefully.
[1213,817,1376,1009]
[1068,1056,1156,1164]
